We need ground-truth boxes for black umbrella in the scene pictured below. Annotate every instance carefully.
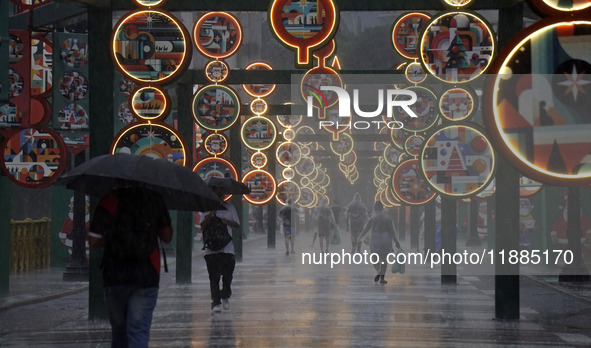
[56,153,225,212]
[205,176,251,195]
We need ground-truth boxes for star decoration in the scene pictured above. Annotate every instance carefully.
[558,65,590,102]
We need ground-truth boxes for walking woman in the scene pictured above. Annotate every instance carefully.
[358,201,400,284]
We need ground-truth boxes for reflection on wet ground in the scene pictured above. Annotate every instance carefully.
[1,230,591,347]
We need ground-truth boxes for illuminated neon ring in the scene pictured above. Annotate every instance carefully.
[439,87,477,122]
[193,156,238,201]
[277,115,303,129]
[204,60,230,84]
[485,19,591,185]
[529,0,591,16]
[420,10,495,84]
[276,141,302,167]
[420,124,495,197]
[130,86,170,121]
[391,159,437,205]
[276,180,301,205]
[192,85,241,131]
[112,10,191,84]
[250,152,268,169]
[203,133,229,156]
[391,12,431,60]
[243,62,277,98]
[134,0,166,7]
[241,116,277,151]
[193,12,243,59]
[242,169,277,205]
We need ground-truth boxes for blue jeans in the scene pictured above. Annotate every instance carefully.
[104,285,159,348]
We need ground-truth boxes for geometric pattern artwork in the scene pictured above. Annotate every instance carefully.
[1,127,67,188]
[58,103,89,130]
[243,62,276,97]
[276,141,302,167]
[8,68,24,98]
[193,12,243,59]
[112,10,190,84]
[391,159,436,205]
[58,71,88,101]
[393,86,439,132]
[60,37,88,69]
[130,86,169,121]
[193,156,238,180]
[111,123,186,165]
[489,22,591,185]
[420,12,494,83]
[240,116,277,151]
[439,87,475,121]
[31,36,53,97]
[117,101,136,125]
[204,60,230,84]
[242,169,277,205]
[204,133,229,156]
[9,33,24,64]
[269,0,339,67]
[392,12,431,60]
[442,0,474,6]
[421,125,495,197]
[192,85,240,131]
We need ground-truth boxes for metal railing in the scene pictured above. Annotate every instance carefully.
[10,217,51,272]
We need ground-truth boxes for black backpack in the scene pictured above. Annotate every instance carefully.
[202,213,232,251]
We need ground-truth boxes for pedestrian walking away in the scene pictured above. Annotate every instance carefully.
[88,180,174,347]
[314,198,336,253]
[346,192,369,253]
[358,201,400,284]
[278,198,297,255]
[200,185,241,312]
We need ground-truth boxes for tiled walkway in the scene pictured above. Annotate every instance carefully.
[1,230,591,347]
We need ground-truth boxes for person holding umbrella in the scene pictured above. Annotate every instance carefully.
[201,176,248,312]
[88,179,173,348]
[58,153,225,346]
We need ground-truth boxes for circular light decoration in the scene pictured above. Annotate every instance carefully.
[130,86,170,121]
[282,167,295,181]
[383,143,403,167]
[385,184,402,207]
[193,12,243,59]
[442,0,474,7]
[1,127,68,188]
[295,156,315,177]
[421,125,495,197]
[276,141,302,167]
[58,103,89,130]
[520,176,543,198]
[269,0,339,67]
[405,62,428,84]
[204,60,229,83]
[243,62,277,98]
[192,84,240,131]
[250,98,268,115]
[439,87,476,122]
[134,0,166,7]
[112,10,190,84]
[241,116,277,151]
[420,11,495,83]
[530,0,591,15]
[204,133,229,156]
[300,175,311,187]
[276,180,301,205]
[8,68,24,98]
[242,169,277,205]
[193,156,238,181]
[295,125,315,146]
[111,123,186,165]
[487,20,591,185]
[379,158,394,177]
[301,66,343,111]
[58,71,88,100]
[60,37,88,69]
[393,86,439,132]
[341,150,358,168]
[391,159,436,205]
[283,128,296,141]
[300,145,311,157]
[390,128,409,151]
[31,36,53,98]
[249,152,267,169]
[405,135,425,157]
[277,115,303,128]
[298,186,317,208]
[330,132,354,161]
[392,12,431,60]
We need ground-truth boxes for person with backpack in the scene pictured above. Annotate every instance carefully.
[346,192,369,253]
[314,198,336,253]
[200,185,240,313]
[88,181,173,348]
[278,198,297,255]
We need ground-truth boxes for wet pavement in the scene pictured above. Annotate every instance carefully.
[1,230,591,347]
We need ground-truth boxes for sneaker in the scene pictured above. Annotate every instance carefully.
[286,250,290,255]
[290,250,295,254]
[222,298,230,310]
[379,277,388,285]
[212,304,222,312]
